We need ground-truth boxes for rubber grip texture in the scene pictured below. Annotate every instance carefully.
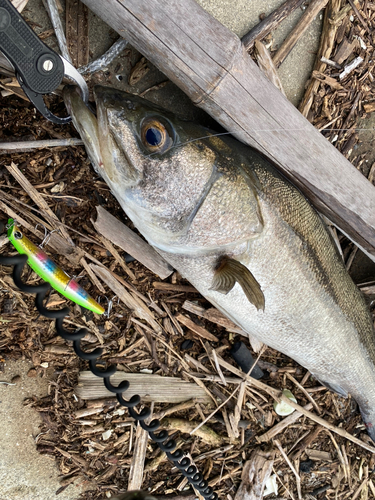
[0,0,63,93]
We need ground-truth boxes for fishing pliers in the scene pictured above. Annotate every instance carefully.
[0,0,88,124]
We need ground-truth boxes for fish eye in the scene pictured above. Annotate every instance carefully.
[14,231,23,239]
[141,117,173,154]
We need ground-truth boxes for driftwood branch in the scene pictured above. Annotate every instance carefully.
[80,0,375,261]
[273,0,329,67]
[241,0,305,50]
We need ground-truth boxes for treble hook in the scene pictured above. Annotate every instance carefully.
[35,223,58,249]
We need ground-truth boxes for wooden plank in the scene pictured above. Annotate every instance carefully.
[75,371,211,403]
[80,0,375,262]
[93,206,173,279]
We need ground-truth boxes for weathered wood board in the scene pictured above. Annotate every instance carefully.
[80,0,375,261]
[75,371,211,403]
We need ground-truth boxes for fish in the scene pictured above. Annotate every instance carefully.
[7,218,105,315]
[64,85,375,440]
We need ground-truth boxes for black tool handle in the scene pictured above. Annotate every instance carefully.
[0,0,63,94]
[230,341,264,379]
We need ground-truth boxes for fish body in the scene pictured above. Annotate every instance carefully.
[7,219,105,315]
[64,85,375,439]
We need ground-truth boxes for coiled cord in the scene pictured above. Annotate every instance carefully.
[0,248,217,500]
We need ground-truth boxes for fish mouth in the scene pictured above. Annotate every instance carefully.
[63,85,140,188]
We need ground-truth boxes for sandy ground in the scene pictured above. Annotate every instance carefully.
[0,1,323,499]
[0,360,86,500]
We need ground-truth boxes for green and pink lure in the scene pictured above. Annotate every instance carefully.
[7,219,105,315]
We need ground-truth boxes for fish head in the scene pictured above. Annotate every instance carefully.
[64,85,263,255]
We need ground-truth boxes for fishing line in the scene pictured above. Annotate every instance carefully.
[0,232,217,500]
[146,127,375,158]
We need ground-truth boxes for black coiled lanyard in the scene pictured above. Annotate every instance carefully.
[0,226,218,500]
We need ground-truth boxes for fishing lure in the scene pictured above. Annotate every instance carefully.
[6,219,105,315]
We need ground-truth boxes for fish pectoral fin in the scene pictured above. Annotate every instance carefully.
[315,377,348,398]
[210,257,265,311]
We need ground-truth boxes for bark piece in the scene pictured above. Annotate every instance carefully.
[234,449,275,500]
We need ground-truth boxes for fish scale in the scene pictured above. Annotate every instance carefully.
[64,84,375,440]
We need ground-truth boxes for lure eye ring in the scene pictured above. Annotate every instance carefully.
[14,231,23,240]
[140,117,174,154]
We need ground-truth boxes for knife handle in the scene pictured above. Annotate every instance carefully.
[0,0,64,94]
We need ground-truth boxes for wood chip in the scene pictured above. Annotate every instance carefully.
[175,313,219,342]
[93,206,173,279]
[234,449,275,500]
[90,264,162,332]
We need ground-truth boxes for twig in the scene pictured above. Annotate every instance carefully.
[43,0,72,63]
[339,56,363,80]
[242,0,305,50]
[286,372,321,414]
[257,403,313,442]
[99,235,136,281]
[4,162,74,245]
[273,0,329,67]
[78,38,129,74]
[190,348,265,435]
[175,313,219,342]
[274,439,302,500]
[0,137,82,152]
[348,0,370,31]
[90,264,162,333]
[182,300,245,334]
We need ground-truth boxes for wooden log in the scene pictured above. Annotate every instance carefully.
[80,0,375,262]
[75,371,211,403]
[272,0,329,68]
[241,0,305,50]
